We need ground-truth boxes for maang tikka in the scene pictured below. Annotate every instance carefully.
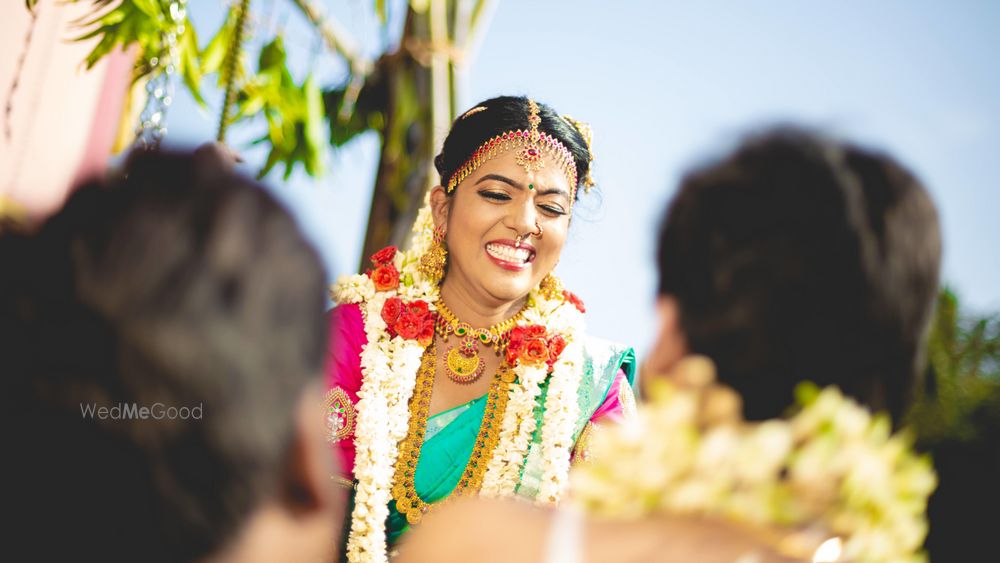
[418,224,447,283]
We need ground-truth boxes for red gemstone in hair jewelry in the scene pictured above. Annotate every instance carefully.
[527,148,538,156]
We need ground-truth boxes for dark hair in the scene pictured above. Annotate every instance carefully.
[2,150,328,561]
[434,95,592,198]
[656,127,941,422]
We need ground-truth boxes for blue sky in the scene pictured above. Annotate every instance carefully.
[168,1,1000,355]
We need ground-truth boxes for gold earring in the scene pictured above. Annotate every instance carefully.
[538,273,563,300]
[418,224,447,283]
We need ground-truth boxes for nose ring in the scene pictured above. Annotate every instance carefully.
[531,222,544,240]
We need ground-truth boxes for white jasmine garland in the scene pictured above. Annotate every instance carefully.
[480,361,548,496]
[570,381,936,563]
[333,217,591,562]
[331,273,375,304]
[536,329,584,504]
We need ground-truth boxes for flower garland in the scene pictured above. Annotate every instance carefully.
[332,202,587,562]
[569,360,936,563]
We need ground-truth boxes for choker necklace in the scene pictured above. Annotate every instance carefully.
[435,300,526,384]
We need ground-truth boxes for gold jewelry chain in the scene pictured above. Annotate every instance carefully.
[391,340,516,524]
[434,300,527,354]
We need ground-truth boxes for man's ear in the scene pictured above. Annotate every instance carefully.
[429,186,450,230]
[282,382,345,518]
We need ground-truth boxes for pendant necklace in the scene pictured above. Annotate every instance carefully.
[435,300,526,384]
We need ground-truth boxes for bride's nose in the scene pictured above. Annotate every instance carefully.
[506,197,539,239]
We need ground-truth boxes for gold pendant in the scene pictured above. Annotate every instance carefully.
[445,335,486,384]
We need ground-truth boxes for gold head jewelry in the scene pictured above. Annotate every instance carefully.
[461,106,487,119]
[418,224,447,283]
[514,100,545,175]
[446,98,579,199]
[562,114,596,192]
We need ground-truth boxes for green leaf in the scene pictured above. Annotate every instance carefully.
[180,24,205,106]
[304,75,327,175]
[131,0,161,19]
[200,11,237,75]
[259,37,287,71]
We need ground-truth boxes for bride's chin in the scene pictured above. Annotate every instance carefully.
[482,280,533,305]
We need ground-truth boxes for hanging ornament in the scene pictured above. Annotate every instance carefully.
[445,332,487,384]
[134,0,189,148]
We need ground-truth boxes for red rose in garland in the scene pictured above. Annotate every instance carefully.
[395,312,423,340]
[369,263,400,291]
[406,301,429,316]
[381,296,403,327]
[562,290,586,313]
[546,334,567,369]
[371,245,397,265]
[506,324,567,369]
[417,317,435,346]
[380,297,435,344]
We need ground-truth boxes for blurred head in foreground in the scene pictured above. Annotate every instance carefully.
[650,127,941,423]
[2,149,343,562]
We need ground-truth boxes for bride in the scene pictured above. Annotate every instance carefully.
[325,96,637,561]
[397,127,941,562]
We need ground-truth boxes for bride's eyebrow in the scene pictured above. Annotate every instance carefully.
[475,174,568,198]
[476,173,522,189]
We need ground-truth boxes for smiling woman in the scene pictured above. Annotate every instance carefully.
[324,95,637,562]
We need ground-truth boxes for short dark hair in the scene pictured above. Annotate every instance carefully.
[3,150,328,561]
[435,95,592,198]
[656,127,941,422]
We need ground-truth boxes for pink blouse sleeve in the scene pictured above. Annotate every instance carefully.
[324,303,366,481]
[588,368,637,425]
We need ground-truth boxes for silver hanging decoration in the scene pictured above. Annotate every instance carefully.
[134,0,188,148]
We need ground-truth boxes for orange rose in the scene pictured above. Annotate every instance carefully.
[521,338,550,366]
[417,317,435,346]
[369,263,400,291]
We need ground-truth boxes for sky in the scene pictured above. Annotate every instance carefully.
[168,0,1000,358]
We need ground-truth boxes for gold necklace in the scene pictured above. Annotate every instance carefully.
[391,340,515,524]
[435,300,526,384]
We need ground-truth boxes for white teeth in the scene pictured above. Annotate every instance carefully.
[486,243,531,263]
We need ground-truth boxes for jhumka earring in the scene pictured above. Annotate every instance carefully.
[539,273,563,300]
[418,224,447,283]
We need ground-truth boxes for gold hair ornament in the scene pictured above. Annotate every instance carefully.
[447,99,579,200]
[461,106,487,119]
[562,114,596,192]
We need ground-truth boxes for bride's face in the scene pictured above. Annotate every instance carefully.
[431,150,573,306]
